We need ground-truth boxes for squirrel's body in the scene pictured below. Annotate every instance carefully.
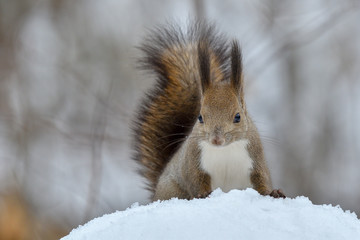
[133,22,284,201]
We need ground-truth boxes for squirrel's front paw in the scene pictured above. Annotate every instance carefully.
[197,191,212,199]
[269,189,286,198]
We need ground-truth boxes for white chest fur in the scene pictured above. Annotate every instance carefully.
[200,140,253,192]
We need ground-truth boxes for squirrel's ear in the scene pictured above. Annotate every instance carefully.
[198,41,211,94]
[230,40,244,105]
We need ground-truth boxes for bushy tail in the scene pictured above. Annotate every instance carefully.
[132,21,230,195]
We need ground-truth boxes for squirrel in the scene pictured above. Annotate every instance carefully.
[132,21,285,201]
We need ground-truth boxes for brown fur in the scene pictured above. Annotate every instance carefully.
[133,21,282,200]
[0,191,67,240]
[0,192,33,240]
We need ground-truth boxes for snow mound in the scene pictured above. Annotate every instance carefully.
[63,189,360,240]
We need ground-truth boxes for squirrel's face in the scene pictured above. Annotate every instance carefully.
[197,83,248,147]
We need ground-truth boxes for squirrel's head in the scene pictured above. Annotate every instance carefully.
[196,40,248,147]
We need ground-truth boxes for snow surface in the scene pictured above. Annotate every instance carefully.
[63,189,360,240]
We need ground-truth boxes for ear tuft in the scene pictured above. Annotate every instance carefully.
[198,41,211,94]
[230,40,244,105]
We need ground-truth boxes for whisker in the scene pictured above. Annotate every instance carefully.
[261,138,280,147]
[162,138,187,151]
[156,137,185,148]
[166,122,196,128]
[158,132,189,140]
[260,136,280,143]
[227,129,280,146]
[156,133,206,150]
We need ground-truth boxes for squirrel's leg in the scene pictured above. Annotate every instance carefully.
[153,179,190,201]
[250,170,285,198]
[184,170,212,199]
[250,170,271,195]
[268,189,285,198]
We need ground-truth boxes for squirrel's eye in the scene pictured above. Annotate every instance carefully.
[198,115,204,124]
[234,113,240,123]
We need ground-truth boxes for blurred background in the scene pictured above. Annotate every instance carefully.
[0,0,359,239]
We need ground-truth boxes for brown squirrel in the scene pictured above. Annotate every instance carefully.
[132,22,285,201]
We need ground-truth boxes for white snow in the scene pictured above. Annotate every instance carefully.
[62,189,360,240]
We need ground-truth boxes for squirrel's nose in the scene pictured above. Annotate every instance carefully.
[211,136,225,146]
